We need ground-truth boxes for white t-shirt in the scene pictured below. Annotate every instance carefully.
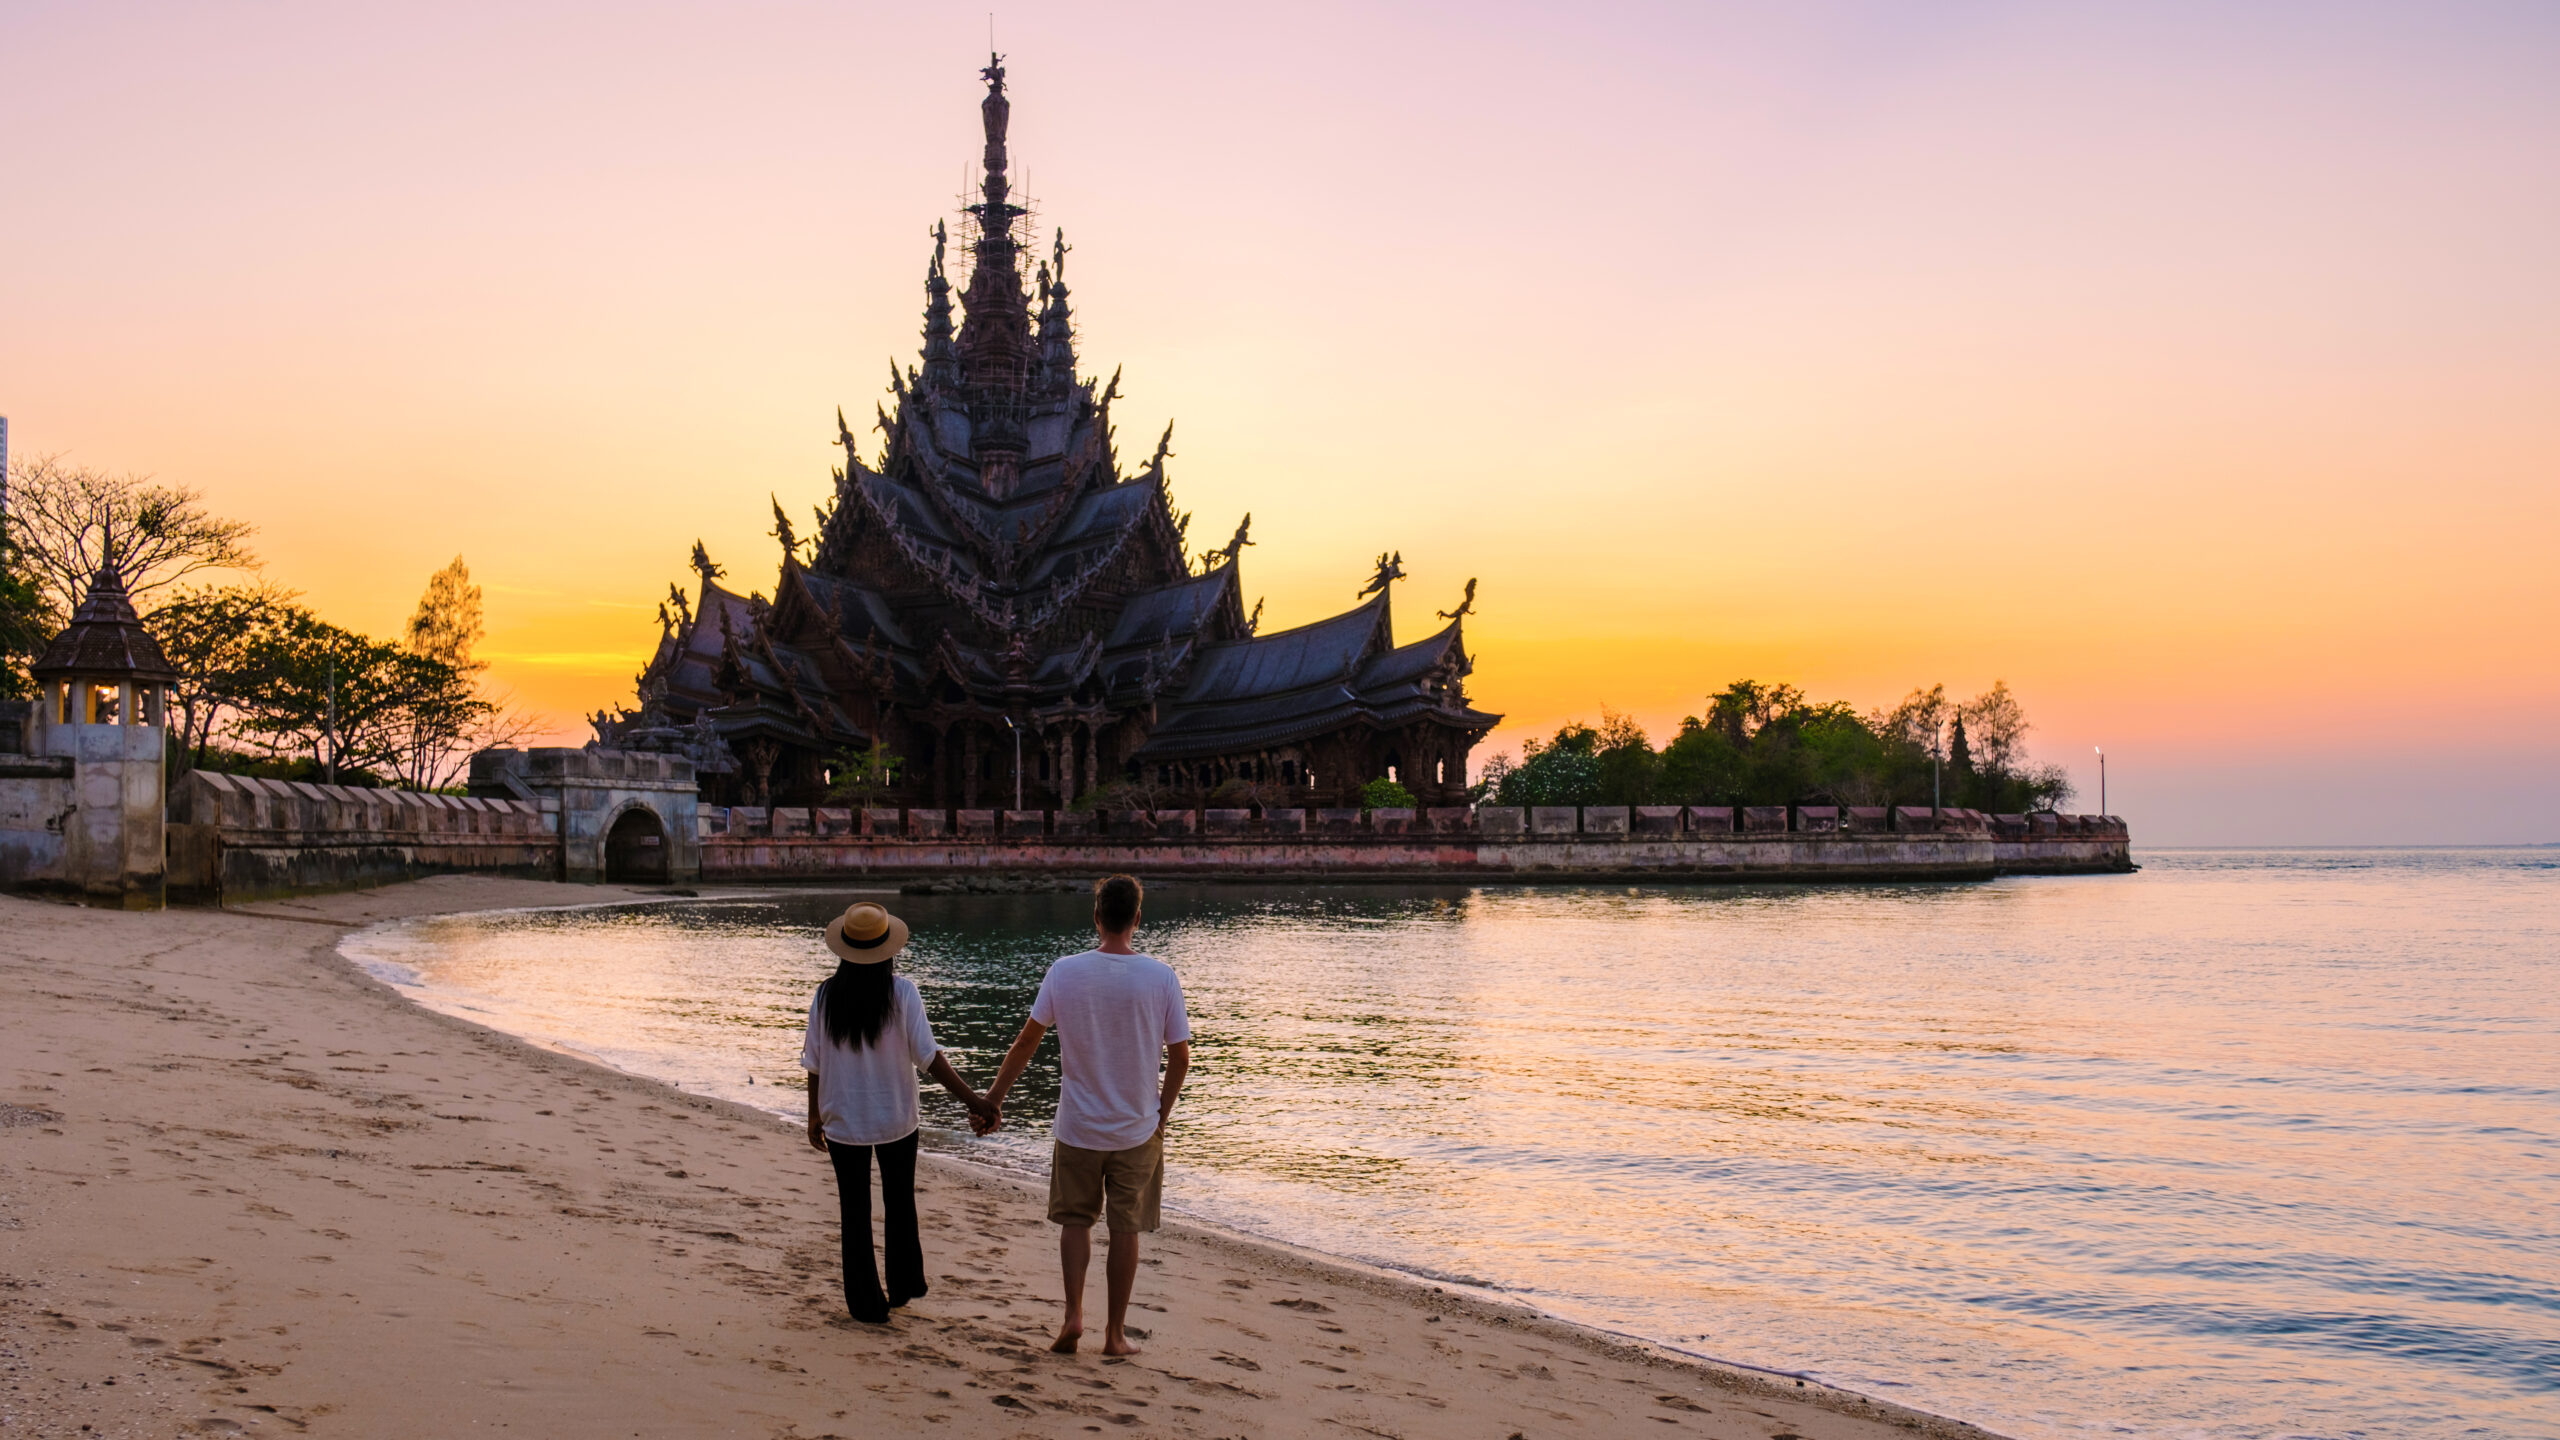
[799,973,940,1146]
[1030,949,1192,1152]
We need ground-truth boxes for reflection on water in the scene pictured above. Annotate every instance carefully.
[344,850,2560,1440]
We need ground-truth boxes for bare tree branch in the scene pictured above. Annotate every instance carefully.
[6,453,259,623]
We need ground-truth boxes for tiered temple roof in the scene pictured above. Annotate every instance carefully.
[598,57,1498,809]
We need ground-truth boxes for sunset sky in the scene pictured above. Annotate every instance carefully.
[5,1,2555,844]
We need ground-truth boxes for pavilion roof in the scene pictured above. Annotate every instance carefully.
[33,566,180,684]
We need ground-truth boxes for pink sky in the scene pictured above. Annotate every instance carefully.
[5,1,2556,842]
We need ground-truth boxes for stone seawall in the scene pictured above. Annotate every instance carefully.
[137,776,2131,901]
[0,754,80,896]
[166,771,559,905]
[698,804,2131,884]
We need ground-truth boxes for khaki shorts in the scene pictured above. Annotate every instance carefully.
[1048,1133,1165,1233]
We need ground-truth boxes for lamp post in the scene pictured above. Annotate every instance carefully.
[1004,716,1022,812]
[324,654,338,786]
[2094,746,2105,818]
[1932,719,1943,812]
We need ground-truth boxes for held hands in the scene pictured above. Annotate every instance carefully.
[965,1091,1003,1137]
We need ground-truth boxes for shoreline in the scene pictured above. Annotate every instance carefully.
[344,894,1932,1403]
[2,876,2000,1438]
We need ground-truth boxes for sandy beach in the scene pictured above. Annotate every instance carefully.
[0,877,1985,1439]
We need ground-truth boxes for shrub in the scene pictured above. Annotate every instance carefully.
[1359,776,1418,812]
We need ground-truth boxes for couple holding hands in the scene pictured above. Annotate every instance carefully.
[800,874,1189,1355]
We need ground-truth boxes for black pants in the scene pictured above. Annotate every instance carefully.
[826,1131,923,1321]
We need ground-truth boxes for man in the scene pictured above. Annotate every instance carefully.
[984,874,1191,1356]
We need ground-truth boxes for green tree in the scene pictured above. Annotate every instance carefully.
[1593,709,1658,805]
[0,532,51,701]
[1946,712,1976,805]
[1963,681,2027,774]
[1869,684,1951,806]
[1658,719,1746,804]
[1494,723,1603,806]
[1954,680,2071,812]
[393,557,527,789]
[1359,776,1418,811]
[824,736,905,809]
[1705,680,1805,747]
[221,608,496,787]
[405,556,486,673]
[1492,677,2071,814]
[148,582,301,773]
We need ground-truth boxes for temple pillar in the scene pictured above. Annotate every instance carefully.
[1083,723,1099,796]
[962,726,981,810]
[1057,730,1076,807]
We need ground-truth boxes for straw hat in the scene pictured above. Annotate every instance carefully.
[823,901,910,964]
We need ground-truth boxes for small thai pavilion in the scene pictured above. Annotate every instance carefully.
[28,564,179,906]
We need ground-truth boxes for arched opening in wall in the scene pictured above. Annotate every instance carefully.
[605,807,669,885]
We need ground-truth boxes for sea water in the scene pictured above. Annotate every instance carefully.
[342,849,2560,1440]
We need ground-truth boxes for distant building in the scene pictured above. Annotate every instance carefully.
[596,58,1498,811]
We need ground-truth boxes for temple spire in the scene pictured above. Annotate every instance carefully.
[1036,229,1076,396]
[920,219,956,391]
[956,51,1032,404]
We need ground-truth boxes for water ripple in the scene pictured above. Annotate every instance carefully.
[344,848,2560,1440]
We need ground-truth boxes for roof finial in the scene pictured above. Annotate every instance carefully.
[1357,551,1406,600]
[976,51,1012,221]
[1208,513,1253,567]
[770,495,798,561]
[1437,577,1478,622]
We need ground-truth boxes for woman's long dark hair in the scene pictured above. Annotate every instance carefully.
[818,960,898,1050]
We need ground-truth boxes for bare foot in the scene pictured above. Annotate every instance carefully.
[1102,1331,1142,1357]
[1049,1323,1082,1354]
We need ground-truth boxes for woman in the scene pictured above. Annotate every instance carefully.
[801,901,994,1324]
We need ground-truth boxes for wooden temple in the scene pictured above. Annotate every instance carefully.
[595,57,1499,811]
